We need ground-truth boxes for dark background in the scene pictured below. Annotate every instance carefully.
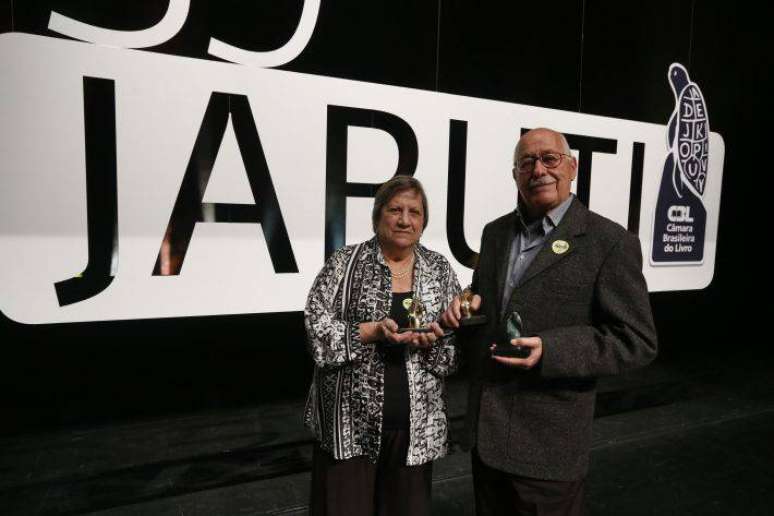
[0,0,769,436]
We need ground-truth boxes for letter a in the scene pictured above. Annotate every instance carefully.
[153,93,297,275]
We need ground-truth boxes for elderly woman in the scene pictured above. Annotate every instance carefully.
[304,175,461,516]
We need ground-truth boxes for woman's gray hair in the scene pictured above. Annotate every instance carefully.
[371,175,429,233]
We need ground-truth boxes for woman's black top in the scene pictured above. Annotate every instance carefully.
[381,291,412,430]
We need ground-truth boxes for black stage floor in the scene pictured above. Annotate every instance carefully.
[2,348,773,515]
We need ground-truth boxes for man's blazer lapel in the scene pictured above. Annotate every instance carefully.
[518,199,588,288]
[492,212,517,316]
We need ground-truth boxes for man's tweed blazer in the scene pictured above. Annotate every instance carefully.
[463,198,658,481]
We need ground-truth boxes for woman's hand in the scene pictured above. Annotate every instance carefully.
[360,320,445,348]
[360,318,403,345]
[405,322,444,349]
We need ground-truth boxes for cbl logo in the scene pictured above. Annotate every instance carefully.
[651,63,710,265]
[667,206,694,223]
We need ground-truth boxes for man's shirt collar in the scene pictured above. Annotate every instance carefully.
[515,194,574,235]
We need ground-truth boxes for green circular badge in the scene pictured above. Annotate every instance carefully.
[552,240,570,254]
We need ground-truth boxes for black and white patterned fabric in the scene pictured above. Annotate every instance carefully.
[304,236,461,466]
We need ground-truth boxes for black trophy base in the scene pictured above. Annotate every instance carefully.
[492,344,530,358]
[459,315,487,327]
[397,327,434,333]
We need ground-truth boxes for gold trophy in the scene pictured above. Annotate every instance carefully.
[398,296,433,333]
[458,288,487,327]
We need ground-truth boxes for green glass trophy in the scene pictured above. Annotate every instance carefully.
[492,311,530,358]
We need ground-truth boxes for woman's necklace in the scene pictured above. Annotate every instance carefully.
[387,255,414,279]
[390,266,412,279]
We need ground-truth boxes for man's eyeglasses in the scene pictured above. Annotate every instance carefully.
[513,152,573,174]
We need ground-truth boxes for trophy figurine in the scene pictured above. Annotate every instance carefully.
[492,311,530,358]
[458,288,488,327]
[398,296,434,333]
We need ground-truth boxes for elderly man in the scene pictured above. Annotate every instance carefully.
[441,128,658,516]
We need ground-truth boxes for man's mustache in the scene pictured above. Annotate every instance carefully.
[528,177,556,188]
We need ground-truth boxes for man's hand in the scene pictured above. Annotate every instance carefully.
[440,294,482,329]
[490,336,543,369]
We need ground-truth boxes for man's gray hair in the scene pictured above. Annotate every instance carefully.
[514,128,572,163]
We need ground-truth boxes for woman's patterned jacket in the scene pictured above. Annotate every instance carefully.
[304,236,461,465]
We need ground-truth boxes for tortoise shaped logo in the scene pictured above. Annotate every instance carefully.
[651,63,709,265]
[670,65,709,198]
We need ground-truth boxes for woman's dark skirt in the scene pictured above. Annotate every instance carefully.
[310,429,433,516]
